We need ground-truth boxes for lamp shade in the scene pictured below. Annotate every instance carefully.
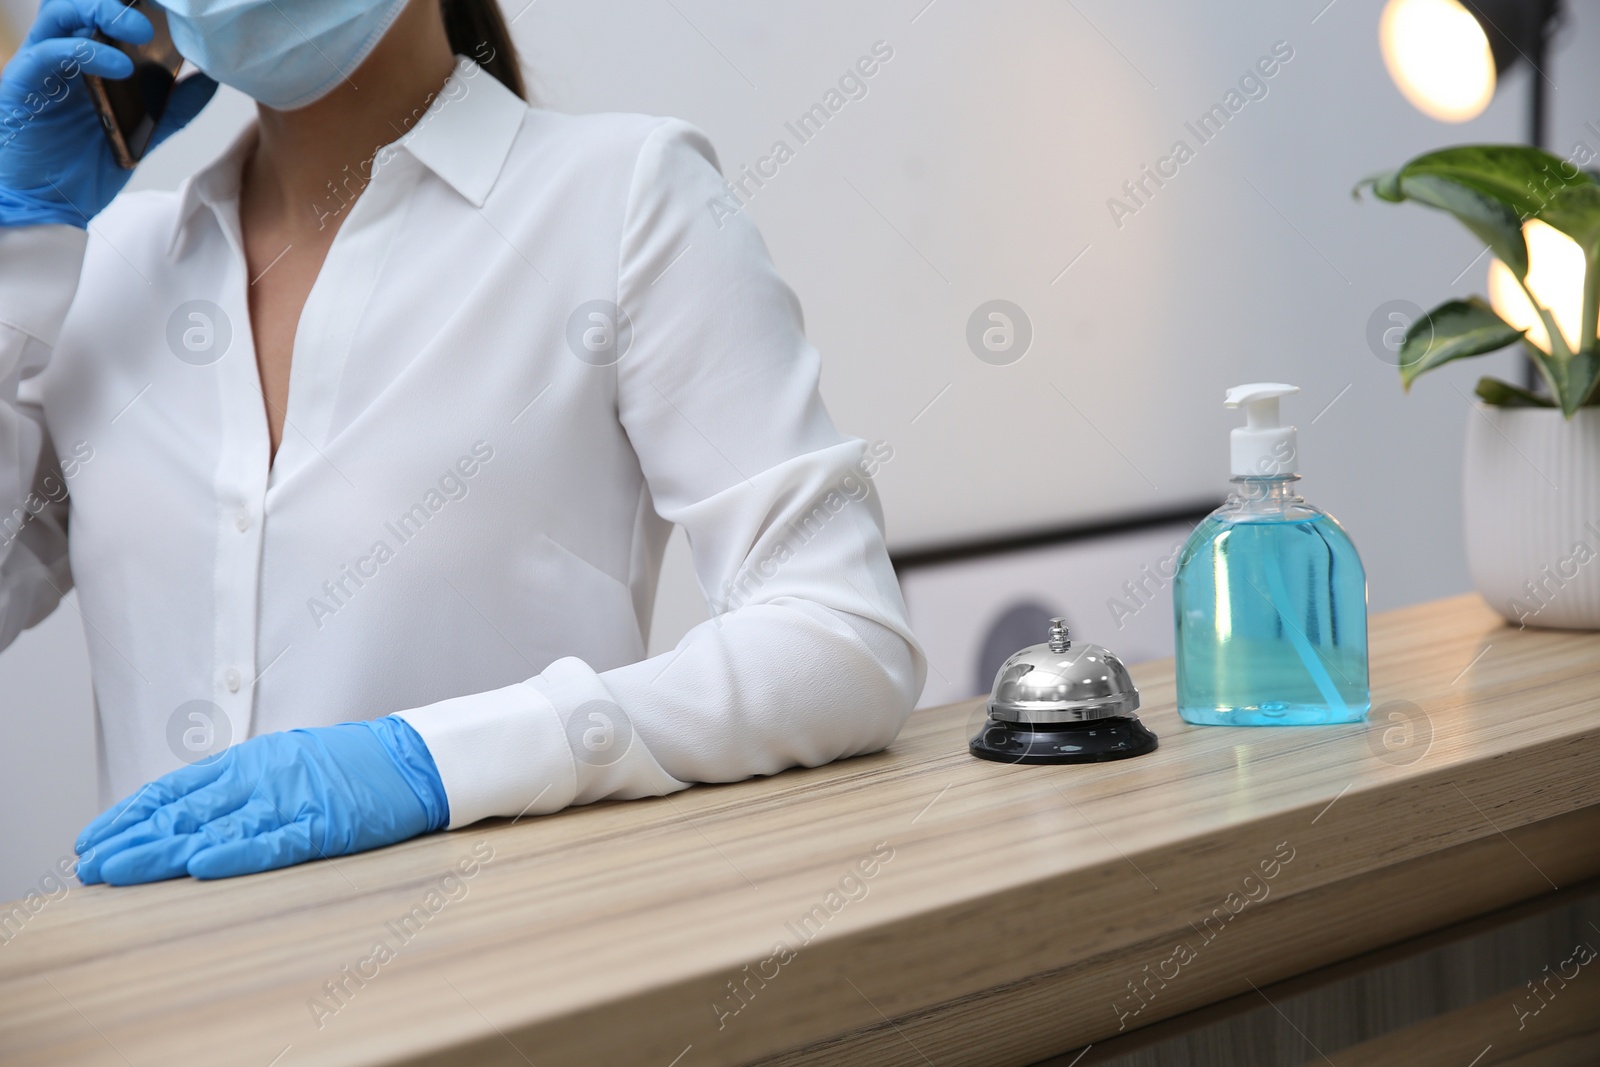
[1379,0,1497,123]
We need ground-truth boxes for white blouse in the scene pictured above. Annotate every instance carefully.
[0,59,923,828]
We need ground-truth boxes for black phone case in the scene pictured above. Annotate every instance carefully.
[84,1,186,169]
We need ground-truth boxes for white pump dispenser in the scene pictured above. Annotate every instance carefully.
[1224,383,1299,477]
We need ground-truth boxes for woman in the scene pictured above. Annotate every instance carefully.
[0,0,923,885]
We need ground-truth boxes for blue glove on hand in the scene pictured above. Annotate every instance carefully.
[0,0,218,228]
[74,717,450,885]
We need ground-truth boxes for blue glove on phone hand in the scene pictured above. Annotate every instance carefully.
[0,0,217,228]
[74,717,450,886]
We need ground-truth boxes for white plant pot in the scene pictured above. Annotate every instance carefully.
[1462,404,1600,630]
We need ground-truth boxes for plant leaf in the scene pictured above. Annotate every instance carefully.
[1473,375,1555,408]
[1354,168,1404,202]
[1538,183,1600,255]
[1582,348,1600,409]
[1359,146,1600,413]
[1400,175,1530,279]
[1399,297,1525,389]
[1355,146,1596,280]
[1545,346,1600,416]
[1391,146,1587,216]
[1357,170,1529,279]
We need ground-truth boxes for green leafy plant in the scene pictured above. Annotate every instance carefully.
[1355,145,1600,417]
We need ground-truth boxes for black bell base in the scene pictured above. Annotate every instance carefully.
[969,716,1158,765]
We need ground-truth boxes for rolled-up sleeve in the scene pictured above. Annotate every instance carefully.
[398,120,925,829]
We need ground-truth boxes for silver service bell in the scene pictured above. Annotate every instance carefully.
[970,617,1158,764]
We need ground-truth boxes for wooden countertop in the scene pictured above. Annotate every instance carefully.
[2,594,1598,1067]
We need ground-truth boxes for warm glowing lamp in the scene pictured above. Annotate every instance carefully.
[1379,0,1561,141]
[1380,0,1496,123]
[1487,219,1591,354]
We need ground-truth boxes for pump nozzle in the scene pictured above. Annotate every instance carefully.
[1224,382,1299,477]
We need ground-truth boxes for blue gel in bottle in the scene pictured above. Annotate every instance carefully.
[1173,384,1370,726]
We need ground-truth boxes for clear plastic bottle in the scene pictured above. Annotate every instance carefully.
[1173,385,1370,725]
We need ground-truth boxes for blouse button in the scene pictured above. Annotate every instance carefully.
[224,667,242,693]
[234,509,251,532]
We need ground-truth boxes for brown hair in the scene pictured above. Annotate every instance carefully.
[442,0,528,100]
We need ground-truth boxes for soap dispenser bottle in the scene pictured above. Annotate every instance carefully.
[1173,384,1370,725]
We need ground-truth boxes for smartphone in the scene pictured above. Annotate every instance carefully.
[83,1,186,169]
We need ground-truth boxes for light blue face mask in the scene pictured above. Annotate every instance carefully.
[158,0,411,110]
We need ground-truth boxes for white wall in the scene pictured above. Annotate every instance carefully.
[902,520,1200,708]
[5,0,1597,900]
[512,0,1521,557]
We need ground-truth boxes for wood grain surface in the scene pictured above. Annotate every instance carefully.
[1335,958,1600,1066]
[1059,862,1600,1065]
[1,594,1597,1067]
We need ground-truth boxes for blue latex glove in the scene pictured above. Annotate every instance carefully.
[0,0,218,228]
[74,717,450,885]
